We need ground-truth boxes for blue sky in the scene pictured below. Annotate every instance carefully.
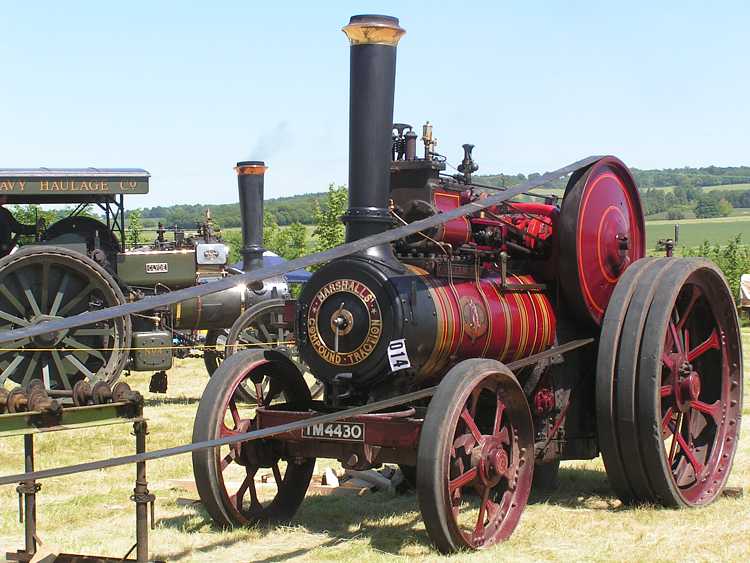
[1,1,748,206]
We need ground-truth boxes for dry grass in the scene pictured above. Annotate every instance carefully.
[1,334,749,562]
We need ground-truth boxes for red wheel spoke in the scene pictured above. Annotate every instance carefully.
[468,387,481,417]
[229,399,242,429]
[661,406,674,431]
[676,285,701,332]
[674,431,704,476]
[662,352,674,370]
[690,399,721,423]
[668,413,683,464]
[687,329,719,362]
[220,424,242,438]
[461,408,483,443]
[473,486,490,544]
[221,448,238,470]
[272,462,283,487]
[232,471,253,510]
[449,466,478,492]
[660,385,673,398]
[492,394,506,434]
[669,321,683,354]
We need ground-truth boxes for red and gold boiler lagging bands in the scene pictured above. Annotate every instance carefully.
[406,265,556,378]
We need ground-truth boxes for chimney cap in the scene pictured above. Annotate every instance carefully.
[235,161,267,176]
[343,14,405,46]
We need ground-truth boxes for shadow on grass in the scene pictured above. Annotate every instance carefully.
[155,507,347,561]
[529,466,623,510]
[156,492,430,560]
[144,396,201,407]
[157,466,631,560]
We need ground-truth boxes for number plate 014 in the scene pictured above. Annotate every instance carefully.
[302,421,364,442]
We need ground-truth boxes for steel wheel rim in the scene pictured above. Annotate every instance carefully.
[444,377,531,548]
[0,252,128,389]
[212,359,303,524]
[657,269,741,504]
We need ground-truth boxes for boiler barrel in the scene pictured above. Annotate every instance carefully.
[299,257,556,386]
[407,267,556,378]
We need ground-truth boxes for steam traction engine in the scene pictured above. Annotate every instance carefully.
[0,164,290,395]
[192,15,743,552]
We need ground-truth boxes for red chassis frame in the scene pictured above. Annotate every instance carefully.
[256,406,423,470]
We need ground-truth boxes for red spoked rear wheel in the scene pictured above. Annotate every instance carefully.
[638,260,742,506]
[192,349,314,526]
[417,359,533,553]
[598,258,743,506]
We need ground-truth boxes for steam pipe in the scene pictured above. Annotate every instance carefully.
[341,15,405,260]
[235,160,267,271]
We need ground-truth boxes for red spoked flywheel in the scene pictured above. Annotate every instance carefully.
[559,156,645,325]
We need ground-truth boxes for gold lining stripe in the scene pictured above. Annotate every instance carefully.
[510,277,528,360]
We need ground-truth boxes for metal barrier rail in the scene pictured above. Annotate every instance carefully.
[0,156,601,345]
[0,338,592,486]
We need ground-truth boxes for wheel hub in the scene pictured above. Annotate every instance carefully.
[475,437,508,487]
[675,360,701,412]
[29,315,67,347]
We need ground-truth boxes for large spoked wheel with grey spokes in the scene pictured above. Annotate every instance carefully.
[192,349,315,527]
[203,329,228,376]
[417,359,534,553]
[225,299,323,402]
[0,246,131,390]
[598,258,742,506]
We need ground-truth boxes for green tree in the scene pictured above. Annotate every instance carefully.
[694,194,721,219]
[718,198,733,217]
[312,184,347,253]
[683,235,750,303]
[666,209,685,220]
[263,210,280,249]
[9,204,58,227]
[127,209,143,247]
[223,230,242,264]
[284,222,308,260]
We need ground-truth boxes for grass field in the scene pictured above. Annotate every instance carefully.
[652,183,750,193]
[645,215,750,250]
[1,333,749,562]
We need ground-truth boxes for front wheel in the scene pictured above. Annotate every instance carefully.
[417,359,534,553]
[192,349,315,526]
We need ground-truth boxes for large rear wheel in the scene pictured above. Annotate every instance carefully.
[0,246,131,390]
[597,258,742,506]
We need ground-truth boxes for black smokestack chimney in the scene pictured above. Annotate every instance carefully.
[235,160,267,270]
[341,15,405,255]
